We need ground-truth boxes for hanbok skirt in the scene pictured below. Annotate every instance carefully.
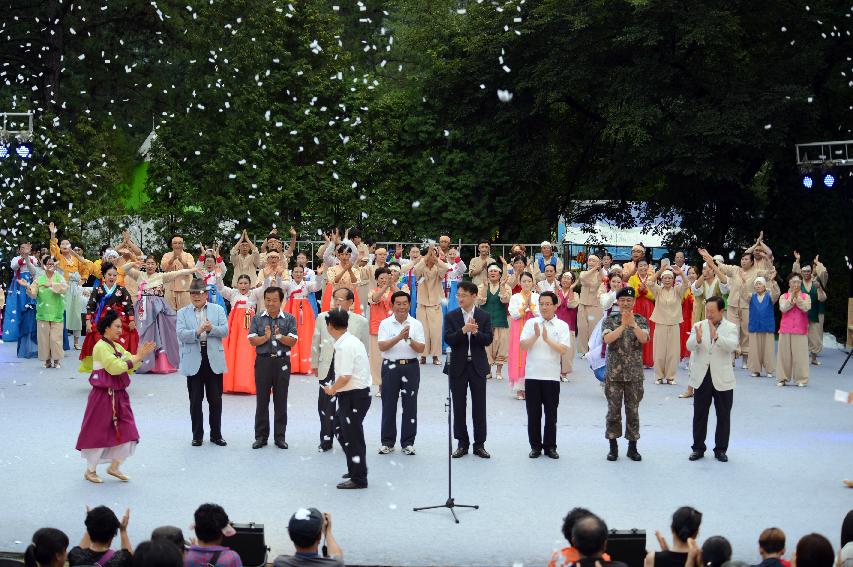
[135,296,179,374]
[680,294,694,360]
[223,304,256,394]
[3,272,33,342]
[441,281,460,351]
[634,295,655,367]
[508,312,532,391]
[286,297,315,374]
[76,369,140,464]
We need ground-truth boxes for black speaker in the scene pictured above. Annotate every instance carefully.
[607,529,647,567]
[221,523,268,567]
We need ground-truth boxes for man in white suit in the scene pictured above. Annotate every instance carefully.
[311,287,369,452]
[686,296,739,462]
[177,278,229,447]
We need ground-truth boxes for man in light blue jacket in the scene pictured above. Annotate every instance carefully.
[177,278,229,447]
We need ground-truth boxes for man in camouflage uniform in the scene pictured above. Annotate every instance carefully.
[602,287,650,462]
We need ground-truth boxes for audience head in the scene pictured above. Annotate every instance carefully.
[560,271,575,288]
[571,515,609,558]
[236,274,252,293]
[151,526,187,553]
[608,272,624,292]
[263,286,285,314]
[170,236,184,252]
[759,527,786,557]
[602,252,613,267]
[291,265,305,281]
[24,528,68,567]
[487,263,503,281]
[842,509,853,548]
[793,534,834,567]
[671,506,702,543]
[560,507,596,544]
[133,540,183,567]
[478,241,491,256]
[193,503,235,545]
[519,271,535,292]
[543,263,557,279]
[702,536,733,567]
[287,508,324,550]
[85,506,121,545]
[740,252,755,269]
[144,256,159,274]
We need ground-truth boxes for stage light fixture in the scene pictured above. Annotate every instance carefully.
[15,142,32,159]
[823,172,835,188]
[0,143,8,158]
[802,175,813,189]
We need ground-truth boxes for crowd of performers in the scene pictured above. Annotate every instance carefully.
[0,227,829,395]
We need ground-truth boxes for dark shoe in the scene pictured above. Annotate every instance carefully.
[252,440,268,449]
[191,439,203,447]
[211,438,227,447]
[626,441,642,461]
[714,450,728,462]
[607,439,618,461]
[275,440,289,449]
[689,451,704,461]
[473,447,491,459]
[336,480,367,489]
[451,447,469,458]
[529,449,542,459]
[318,444,332,453]
[545,448,560,460]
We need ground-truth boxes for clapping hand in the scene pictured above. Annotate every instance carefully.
[709,322,718,342]
[532,322,541,337]
[620,310,635,328]
[139,341,156,357]
[120,508,131,532]
[655,530,670,552]
[695,322,703,343]
[793,250,800,262]
[398,325,410,340]
[462,317,478,334]
[541,323,549,340]
[264,325,272,340]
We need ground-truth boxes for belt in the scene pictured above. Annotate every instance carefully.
[391,358,418,365]
[257,352,283,358]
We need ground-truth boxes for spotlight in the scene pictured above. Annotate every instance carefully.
[823,172,835,188]
[0,143,8,159]
[802,175,813,189]
[14,142,32,159]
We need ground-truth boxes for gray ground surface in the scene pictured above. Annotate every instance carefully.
[1,340,852,566]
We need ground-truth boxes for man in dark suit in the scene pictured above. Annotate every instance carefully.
[444,281,494,458]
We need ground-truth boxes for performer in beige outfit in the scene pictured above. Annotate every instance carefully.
[531,241,564,282]
[647,265,688,384]
[791,252,828,365]
[229,229,261,286]
[160,236,195,310]
[576,254,604,355]
[413,245,448,364]
[468,241,494,289]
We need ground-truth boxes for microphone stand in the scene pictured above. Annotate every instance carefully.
[414,348,479,523]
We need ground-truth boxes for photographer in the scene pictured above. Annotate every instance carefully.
[274,508,343,567]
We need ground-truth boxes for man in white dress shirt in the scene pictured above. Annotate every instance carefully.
[686,296,739,463]
[377,291,426,455]
[323,309,372,489]
[311,288,369,453]
[519,291,572,459]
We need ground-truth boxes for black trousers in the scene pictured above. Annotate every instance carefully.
[318,364,337,450]
[525,379,560,451]
[186,346,223,441]
[450,363,487,449]
[380,359,420,447]
[254,355,291,442]
[336,387,371,486]
[692,369,734,453]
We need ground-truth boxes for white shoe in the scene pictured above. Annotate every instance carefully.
[53,360,61,369]
[750,372,760,378]
[669,378,677,386]
[486,373,493,380]
[378,445,394,454]
[797,383,806,388]
[402,446,416,455]
[766,373,774,379]
[777,381,785,387]
[655,379,662,385]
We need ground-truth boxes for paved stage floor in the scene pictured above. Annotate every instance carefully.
[1,340,851,566]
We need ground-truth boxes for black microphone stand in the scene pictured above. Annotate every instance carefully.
[414,349,479,523]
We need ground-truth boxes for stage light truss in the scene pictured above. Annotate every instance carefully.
[0,111,34,160]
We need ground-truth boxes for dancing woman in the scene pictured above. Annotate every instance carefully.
[555,271,580,379]
[22,255,68,368]
[76,309,155,484]
[3,243,39,343]
[79,263,138,373]
[122,257,195,374]
[218,274,260,394]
